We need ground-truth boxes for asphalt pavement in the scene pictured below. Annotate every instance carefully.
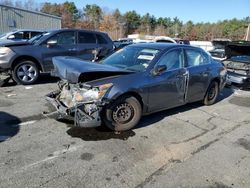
[0,77,250,188]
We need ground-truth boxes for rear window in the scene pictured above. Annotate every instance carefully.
[96,34,108,44]
[185,49,210,66]
[78,32,96,44]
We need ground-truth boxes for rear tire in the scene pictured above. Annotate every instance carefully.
[12,60,39,85]
[103,96,142,131]
[203,81,219,105]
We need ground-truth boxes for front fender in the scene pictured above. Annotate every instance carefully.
[104,85,148,113]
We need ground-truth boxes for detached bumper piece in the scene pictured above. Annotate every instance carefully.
[74,107,101,128]
[45,91,101,128]
[226,72,250,89]
[0,70,11,87]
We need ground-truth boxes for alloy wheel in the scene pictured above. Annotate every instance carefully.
[17,64,37,83]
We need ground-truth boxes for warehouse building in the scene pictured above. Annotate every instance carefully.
[0,4,61,34]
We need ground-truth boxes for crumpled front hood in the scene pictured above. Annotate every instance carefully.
[52,56,133,83]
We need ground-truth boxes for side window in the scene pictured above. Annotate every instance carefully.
[202,51,211,64]
[47,31,76,45]
[31,32,41,38]
[78,32,96,44]
[185,49,210,67]
[10,32,24,39]
[96,34,108,44]
[157,49,183,71]
[23,32,30,40]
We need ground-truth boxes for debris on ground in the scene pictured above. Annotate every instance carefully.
[0,71,12,87]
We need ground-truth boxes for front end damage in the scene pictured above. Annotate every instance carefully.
[44,81,112,128]
[223,41,250,88]
[223,59,250,88]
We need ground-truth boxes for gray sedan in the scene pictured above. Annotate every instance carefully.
[46,43,227,131]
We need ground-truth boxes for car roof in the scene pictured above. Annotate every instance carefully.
[129,42,198,50]
[11,29,44,33]
[48,28,108,35]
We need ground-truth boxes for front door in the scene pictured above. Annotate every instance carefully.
[41,31,78,71]
[148,48,188,112]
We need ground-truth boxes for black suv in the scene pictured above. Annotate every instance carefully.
[0,29,114,84]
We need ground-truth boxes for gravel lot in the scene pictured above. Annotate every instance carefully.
[0,76,250,188]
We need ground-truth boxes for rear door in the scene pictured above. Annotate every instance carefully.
[40,31,78,71]
[77,31,98,61]
[96,33,113,58]
[148,48,188,112]
[184,48,211,102]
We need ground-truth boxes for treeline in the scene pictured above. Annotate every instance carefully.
[1,0,250,40]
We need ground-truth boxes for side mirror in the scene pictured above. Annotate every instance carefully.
[8,35,15,39]
[47,40,57,48]
[151,65,167,76]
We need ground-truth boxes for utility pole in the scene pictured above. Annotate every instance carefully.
[246,23,250,41]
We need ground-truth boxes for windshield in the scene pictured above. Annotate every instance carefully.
[101,46,160,72]
[0,33,9,39]
[28,32,50,44]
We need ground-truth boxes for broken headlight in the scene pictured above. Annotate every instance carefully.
[73,83,113,103]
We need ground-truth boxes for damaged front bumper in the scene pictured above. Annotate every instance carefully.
[44,81,113,128]
[224,59,250,89]
[45,91,102,128]
[226,72,250,88]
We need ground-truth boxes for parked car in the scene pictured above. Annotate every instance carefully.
[173,38,190,45]
[113,38,133,51]
[0,29,114,85]
[209,39,231,61]
[45,43,227,131]
[0,29,43,44]
[223,41,250,89]
[154,36,176,43]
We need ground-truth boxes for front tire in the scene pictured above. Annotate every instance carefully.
[103,96,142,131]
[203,81,219,105]
[12,60,39,85]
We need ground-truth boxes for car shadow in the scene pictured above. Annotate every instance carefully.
[136,87,234,129]
[0,111,21,143]
[66,121,136,141]
[65,88,234,140]
[1,73,59,87]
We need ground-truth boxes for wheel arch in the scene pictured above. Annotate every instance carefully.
[204,77,220,98]
[211,77,220,85]
[11,56,43,71]
[110,91,145,112]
